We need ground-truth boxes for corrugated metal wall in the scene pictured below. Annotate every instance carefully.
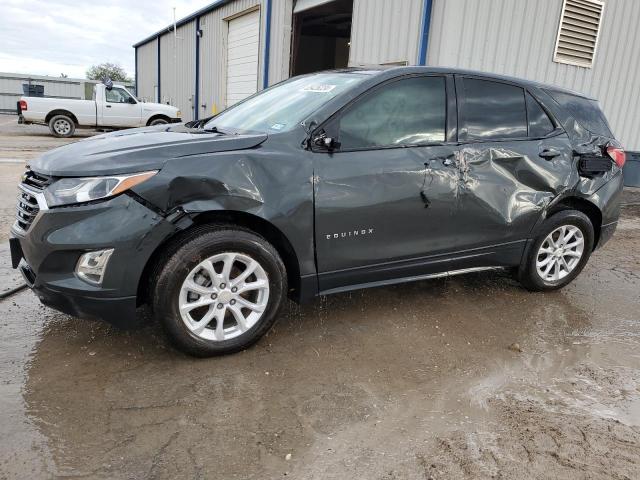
[136,40,158,103]
[349,0,423,66]
[427,0,640,150]
[268,0,295,85]
[160,20,197,121]
[0,73,82,113]
[198,0,262,118]
[135,0,294,120]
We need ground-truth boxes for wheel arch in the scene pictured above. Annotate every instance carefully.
[45,109,78,125]
[138,209,302,306]
[547,197,602,249]
[146,114,171,126]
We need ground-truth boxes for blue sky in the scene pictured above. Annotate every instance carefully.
[0,0,213,79]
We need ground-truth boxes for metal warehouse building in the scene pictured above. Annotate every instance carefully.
[134,0,640,155]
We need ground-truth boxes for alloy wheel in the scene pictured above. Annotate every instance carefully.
[535,225,585,282]
[178,252,270,341]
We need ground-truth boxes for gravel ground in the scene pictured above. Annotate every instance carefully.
[0,116,639,479]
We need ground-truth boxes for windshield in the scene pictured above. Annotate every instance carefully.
[205,73,367,133]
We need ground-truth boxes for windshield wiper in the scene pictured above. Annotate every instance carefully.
[202,125,229,135]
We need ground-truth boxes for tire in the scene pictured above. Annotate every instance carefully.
[152,225,288,357]
[48,114,75,138]
[519,210,594,291]
[149,117,169,126]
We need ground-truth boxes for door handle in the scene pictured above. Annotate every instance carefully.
[106,105,112,108]
[539,148,560,160]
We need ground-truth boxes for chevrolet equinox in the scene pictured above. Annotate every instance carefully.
[10,67,625,356]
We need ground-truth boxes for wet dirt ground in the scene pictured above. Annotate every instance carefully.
[1,117,639,479]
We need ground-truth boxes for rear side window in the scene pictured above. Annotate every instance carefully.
[526,93,555,138]
[545,89,612,137]
[459,78,527,141]
[337,76,446,149]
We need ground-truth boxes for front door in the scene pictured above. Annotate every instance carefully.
[101,87,142,127]
[313,75,462,292]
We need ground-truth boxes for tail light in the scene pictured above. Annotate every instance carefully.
[19,99,27,111]
[606,146,626,168]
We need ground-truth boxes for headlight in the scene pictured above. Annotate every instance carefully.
[176,110,181,118]
[44,170,158,207]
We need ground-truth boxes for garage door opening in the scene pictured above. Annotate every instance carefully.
[290,0,353,76]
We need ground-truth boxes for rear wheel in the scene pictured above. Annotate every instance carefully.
[152,226,287,357]
[519,210,594,291]
[49,114,75,137]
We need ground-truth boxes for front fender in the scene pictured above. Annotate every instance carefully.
[131,144,316,277]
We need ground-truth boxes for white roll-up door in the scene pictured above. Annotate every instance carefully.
[226,9,260,107]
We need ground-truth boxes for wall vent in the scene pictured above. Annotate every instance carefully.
[554,0,605,68]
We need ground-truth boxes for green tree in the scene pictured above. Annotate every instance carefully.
[86,62,131,83]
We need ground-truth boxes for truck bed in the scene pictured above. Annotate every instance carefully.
[20,97,96,126]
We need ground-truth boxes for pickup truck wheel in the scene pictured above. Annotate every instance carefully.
[149,118,169,126]
[49,114,75,138]
[152,226,287,357]
[518,210,594,291]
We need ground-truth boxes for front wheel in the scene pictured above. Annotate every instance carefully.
[149,117,169,126]
[519,210,594,291]
[152,226,288,357]
[49,114,75,137]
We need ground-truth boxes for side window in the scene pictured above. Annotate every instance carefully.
[105,88,133,104]
[460,78,527,141]
[544,89,613,137]
[336,76,446,150]
[526,93,555,138]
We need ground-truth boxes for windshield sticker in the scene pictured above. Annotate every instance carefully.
[270,123,286,131]
[301,84,336,93]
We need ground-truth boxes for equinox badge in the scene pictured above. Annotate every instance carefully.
[325,228,375,240]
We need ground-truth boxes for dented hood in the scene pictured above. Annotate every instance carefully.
[30,124,268,177]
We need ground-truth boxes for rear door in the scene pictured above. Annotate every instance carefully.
[100,87,142,127]
[453,76,574,256]
[313,75,463,292]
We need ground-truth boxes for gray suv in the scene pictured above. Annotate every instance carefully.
[10,67,625,356]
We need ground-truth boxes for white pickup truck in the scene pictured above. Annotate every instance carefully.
[18,83,181,137]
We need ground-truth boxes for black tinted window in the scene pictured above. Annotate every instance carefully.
[337,76,446,149]
[526,93,555,137]
[544,89,612,137]
[460,78,527,140]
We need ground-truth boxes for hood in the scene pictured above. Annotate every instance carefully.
[30,124,268,177]
[141,102,179,115]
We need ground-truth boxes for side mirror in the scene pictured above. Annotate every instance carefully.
[128,97,137,104]
[313,134,338,151]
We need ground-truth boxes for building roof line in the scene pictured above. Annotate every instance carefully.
[132,0,235,48]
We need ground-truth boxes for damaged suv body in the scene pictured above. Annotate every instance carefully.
[10,67,625,356]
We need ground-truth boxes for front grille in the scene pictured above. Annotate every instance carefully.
[14,170,51,233]
[23,170,52,189]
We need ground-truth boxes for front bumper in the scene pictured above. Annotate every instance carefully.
[11,194,177,327]
[170,117,182,124]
